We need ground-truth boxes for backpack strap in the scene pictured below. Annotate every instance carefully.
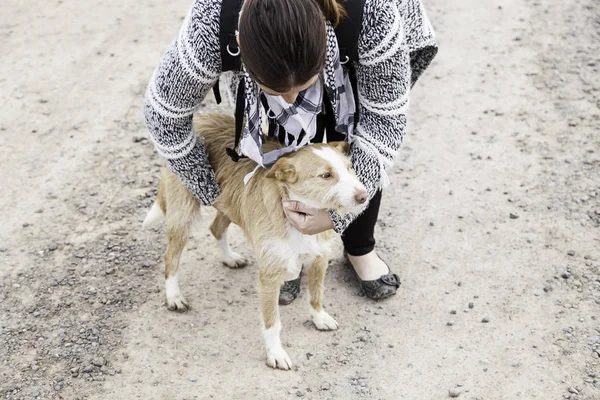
[319,0,365,137]
[219,0,243,71]
[213,0,244,104]
[334,0,365,65]
[225,79,248,162]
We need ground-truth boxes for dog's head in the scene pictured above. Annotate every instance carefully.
[266,142,368,214]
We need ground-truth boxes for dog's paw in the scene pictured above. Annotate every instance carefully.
[166,294,189,312]
[312,310,339,331]
[222,251,248,269]
[266,347,293,370]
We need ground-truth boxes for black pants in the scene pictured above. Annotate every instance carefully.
[342,190,381,256]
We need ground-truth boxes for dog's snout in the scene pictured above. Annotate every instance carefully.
[354,189,368,204]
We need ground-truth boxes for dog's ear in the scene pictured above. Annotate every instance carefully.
[266,160,297,183]
[330,141,350,156]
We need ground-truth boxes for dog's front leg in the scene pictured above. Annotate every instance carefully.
[307,255,338,331]
[258,263,292,370]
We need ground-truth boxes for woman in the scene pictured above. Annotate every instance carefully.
[144,0,437,302]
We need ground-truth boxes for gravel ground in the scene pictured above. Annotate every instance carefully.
[1,0,599,399]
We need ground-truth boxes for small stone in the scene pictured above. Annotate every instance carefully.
[568,387,578,394]
[447,321,455,326]
[189,377,197,382]
[321,382,332,391]
[55,384,62,391]
[561,272,570,279]
[12,283,21,289]
[48,243,58,251]
[83,365,94,373]
[296,390,305,397]
[23,222,30,227]
[543,286,552,292]
[450,310,457,315]
[91,357,105,367]
[468,302,474,309]
[509,213,519,219]
[481,317,490,323]
[566,250,575,256]
[449,389,461,397]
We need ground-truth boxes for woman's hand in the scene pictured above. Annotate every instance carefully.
[282,201,334,235]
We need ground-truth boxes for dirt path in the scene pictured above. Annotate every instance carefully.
[1,0,599,399]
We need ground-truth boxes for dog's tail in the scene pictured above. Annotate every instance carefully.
[142,201,165,227]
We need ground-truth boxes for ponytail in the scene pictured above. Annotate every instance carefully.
[315,0,346,27]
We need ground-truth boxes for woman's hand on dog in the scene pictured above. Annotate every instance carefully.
[282,201,334,235]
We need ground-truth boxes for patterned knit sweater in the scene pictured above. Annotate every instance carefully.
[144,0,437,233]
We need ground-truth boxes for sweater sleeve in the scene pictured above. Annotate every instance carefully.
[144,0,222,205]
[330,0,437,233]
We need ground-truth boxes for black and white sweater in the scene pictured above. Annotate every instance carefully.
[144,0,437,233]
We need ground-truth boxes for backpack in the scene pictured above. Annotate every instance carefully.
[212,0,365,162]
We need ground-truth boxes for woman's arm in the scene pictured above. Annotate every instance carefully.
[330,0,437,233]
[144,0,222,205]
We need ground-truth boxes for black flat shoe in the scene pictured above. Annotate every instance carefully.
[345,252,401,301]
[279,271,302,305]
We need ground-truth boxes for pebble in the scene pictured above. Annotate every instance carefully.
[82,365,94,373]
[447,321,455,326]
[296,390,305,397]
[450,310,457,315]
[321,382,331,391]
[48,243,58,251]
[189,377,197,382]
[23,222,30,227]
[468,302,474,309]
[449,389,461,397]
[561,272,570,279]
[481,317,490,323]
[509,213,519,219]
[543,286,552,292]
[567,250,575,256]
[91,357,105,367]
[568,387,578,394]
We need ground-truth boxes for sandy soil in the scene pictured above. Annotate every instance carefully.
[1,0,599,399]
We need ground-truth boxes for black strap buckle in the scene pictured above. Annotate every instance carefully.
[380,273,401,288]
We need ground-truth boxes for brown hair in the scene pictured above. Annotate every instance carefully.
[238,0,345,93]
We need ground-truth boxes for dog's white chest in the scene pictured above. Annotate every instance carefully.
[288,228,329,257]
[262,228,333,276]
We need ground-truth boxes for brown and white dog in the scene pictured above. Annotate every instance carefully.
[143,114,368,369]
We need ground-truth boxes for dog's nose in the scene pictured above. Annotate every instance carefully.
[354,189,368,204]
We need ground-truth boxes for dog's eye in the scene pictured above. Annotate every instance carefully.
[320,172,332,179]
